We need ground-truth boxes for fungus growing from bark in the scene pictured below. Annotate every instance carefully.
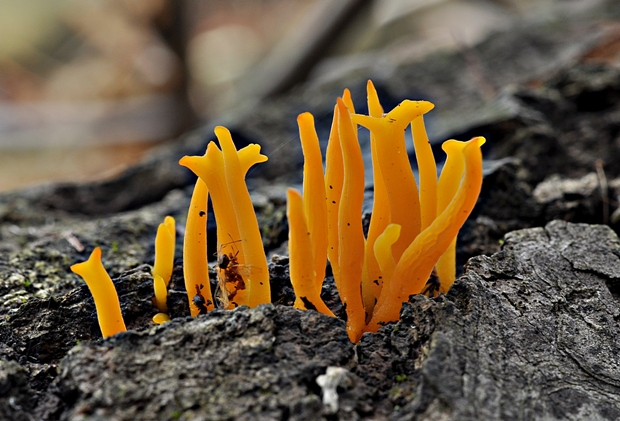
[286,188,334,317]
[152,216,176,286]
[70,247,127,338]
[179,126,269,310]
[288,81,485,341]
[285,112,334,317]
[183,178,214,316]
[152,216,175,323]
[69,81,484,344]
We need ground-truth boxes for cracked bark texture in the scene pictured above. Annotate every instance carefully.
[384,220,620,420]
[28,220,620,420]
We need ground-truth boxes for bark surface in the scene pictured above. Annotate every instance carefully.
[17,221,618,420]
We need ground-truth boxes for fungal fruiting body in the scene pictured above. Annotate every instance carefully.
[298,113,329,294]
[288,81,485,341]
[70,80,484,344]
[152,216,176,286]
[179,126,269,310]
[183,178,214,316]
[152,216,176,324]
[285,113,334,317]
[286,188,334,316]
[365,136,485,333]
[70,247,127,338]
[334,97,367,340]
[434,140,469,292]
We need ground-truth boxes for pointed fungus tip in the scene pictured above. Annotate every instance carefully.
[473,136,486,147]
[179,155,211,173]
[70,247,101,275]
[336,97,348,112]
[178,155,194,168]
[406,99,434,113]
[423,101,435,112]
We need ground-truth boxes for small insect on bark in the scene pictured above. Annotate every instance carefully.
[215,239,247,308]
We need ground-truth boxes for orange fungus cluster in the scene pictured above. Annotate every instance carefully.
[70,81,485,343]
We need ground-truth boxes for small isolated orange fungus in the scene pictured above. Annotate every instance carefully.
[151,215,175,318]
[70,247,127,338]
[152,216,176,286]
[153,312,170,325]
[153,274,168,313]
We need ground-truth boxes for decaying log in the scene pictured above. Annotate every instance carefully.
[27,220,620,420]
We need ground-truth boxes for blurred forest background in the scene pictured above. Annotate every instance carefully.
[0,0,610,192]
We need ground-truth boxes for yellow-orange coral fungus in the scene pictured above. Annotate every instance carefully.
[152,216,176,286]
[70,80,485,344]
[179,134,267,308]
[216,126,270,308]
[367,137,485,332]
[342,88,356,114]
[373,223,401,296]
[339,92,377,321]
[335,98,366,342]
[151,215,175,318]
[364,81,390,300]
[183,178,214,316]
[152,313,170,324]
[288,83,485,341]
[324,104,344,290]
[286,188,335,317]
[435,139,469,292]
[70,247,127,338]
[153,274,168,313]
[353,100,434,261]
[412,115,437,231]
[63,76,492,350]
[298,112,329,292]
[180,142,241,264]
